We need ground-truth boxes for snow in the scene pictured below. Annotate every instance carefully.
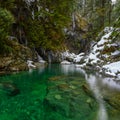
[39,60,46,63]
[61,60,71,65]
[75,63,86,68]
[83,27,118,66]
[37,52,46,64]
[102,61,120,77]
[80,27,113,66]
[111,50,120,56]
[73,53,85,63]
[61,27,120,78]
[104,27,114,33]
[97,32,112,46]
[111,0,116,4]
[24,0,35,6]
[102,54,109,58]
[27,60,36,69]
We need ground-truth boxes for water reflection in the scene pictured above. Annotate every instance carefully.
[98,77,120,92]
[85,74,108,120]
[61,64,75,74]
[29,64,120,120]
[61,64,85,75]
[29,68,33,73]
[62,64,109,120]
[38,65,46,74]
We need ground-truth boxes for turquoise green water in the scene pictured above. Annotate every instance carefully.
[0,64,120,120]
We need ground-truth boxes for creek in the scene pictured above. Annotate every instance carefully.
[0,64,120,120]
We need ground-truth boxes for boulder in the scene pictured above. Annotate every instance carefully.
[0,40,37,73]
[0,82,20,96]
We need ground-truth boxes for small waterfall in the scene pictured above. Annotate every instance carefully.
[47,51,52,63]
[36,51,46,63]
[36,52,43,62]
[48,54,51,63]
[32,10,35,20]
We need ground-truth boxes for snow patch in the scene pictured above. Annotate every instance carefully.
[61,60,71,65]
[102,61,120,77]
[27,60,36,69]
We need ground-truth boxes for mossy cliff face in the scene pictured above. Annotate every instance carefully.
[0,40,35,73]
[65,12,90,54]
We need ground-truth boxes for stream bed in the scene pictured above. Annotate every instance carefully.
[0,64,120,120]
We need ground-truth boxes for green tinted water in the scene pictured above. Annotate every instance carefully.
[0,64,120,120]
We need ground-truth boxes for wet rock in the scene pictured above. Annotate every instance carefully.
[49,76,65,81]
[58,84,70,91]
[54,94,62,100]
[103,92,120,110]
[0,41,38,73]
[82,84,94,98]
[0,82,20,96]
[45,75,98,119]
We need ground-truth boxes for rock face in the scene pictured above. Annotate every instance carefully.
[65,12,91,54]
[36,12,91,63]
[0,40,36,73]
[37,48,63,63]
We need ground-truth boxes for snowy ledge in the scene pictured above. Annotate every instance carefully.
[27,60,36,69]
[61,60,72,65]
[102,61,120,79]
[61,27,120,79]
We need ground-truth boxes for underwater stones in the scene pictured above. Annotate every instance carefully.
[58,84,70,91]
[69,85,76,89]
[69,80,82,86]
[45,90,70,117]
[0,82,20,96]
[45,75,98,119]
[82,84,94,98]
[104,93,120,110]
[71,90,81,97]
[55,94,62,100]
[49,76,64,81]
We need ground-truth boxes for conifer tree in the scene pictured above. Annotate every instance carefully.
[0,8,14,54]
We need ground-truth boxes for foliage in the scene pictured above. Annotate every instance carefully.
[78,0,113,38]
[0,0,15,10]
[0,8,14,54]
[0,0,119,55]
[21,0,76,50]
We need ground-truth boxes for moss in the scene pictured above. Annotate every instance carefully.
[101,45,116,54]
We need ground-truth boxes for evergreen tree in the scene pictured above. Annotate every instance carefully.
[16,0,76,50]
[0,8,14,54]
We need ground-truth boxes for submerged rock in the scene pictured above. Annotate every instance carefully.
[45,75,98,119]
[0,82,20,96]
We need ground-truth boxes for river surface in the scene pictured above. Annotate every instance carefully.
[0,64,120,120]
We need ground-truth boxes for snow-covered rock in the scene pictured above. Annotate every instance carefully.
[74,27,120,78]
[83,27,119,65]
[73,53,85,63]
[27,60,36,69]
[102,61,120,77]
[61,50,76,62]
[61,60,72,65]
[39,60,46,63]
[60,27,120,79]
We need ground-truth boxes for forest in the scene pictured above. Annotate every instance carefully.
[0,0,120,73]
[0,0,120,120]
[0,0,119,51]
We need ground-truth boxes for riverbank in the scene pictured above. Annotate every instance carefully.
[61,27,120,79]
